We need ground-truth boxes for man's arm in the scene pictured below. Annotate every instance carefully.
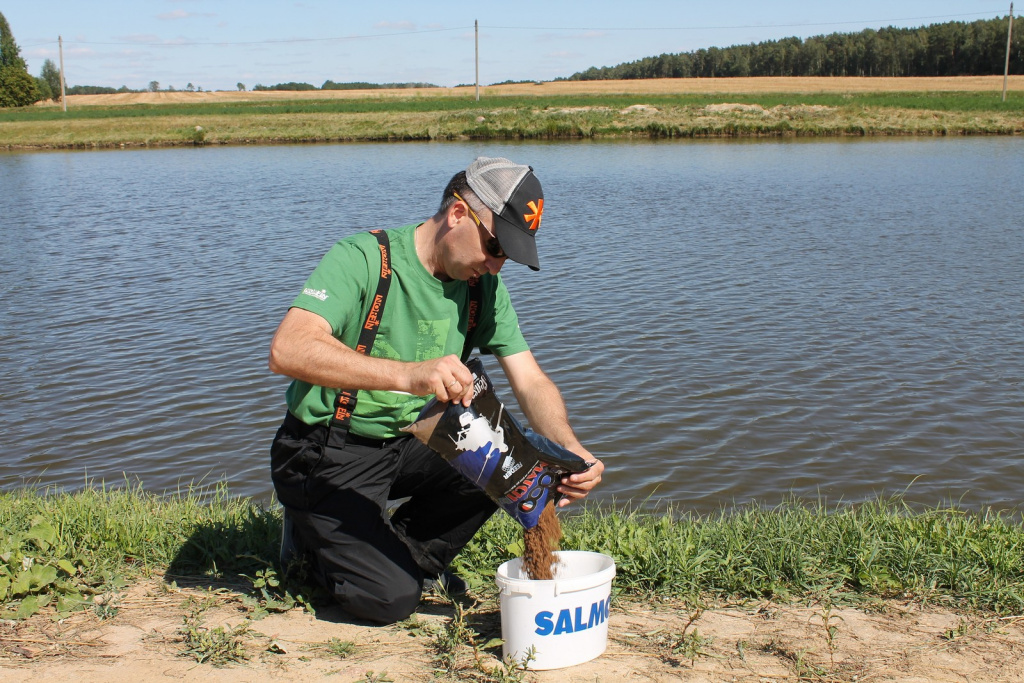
[268,307,475,404]
[498,351,605,507]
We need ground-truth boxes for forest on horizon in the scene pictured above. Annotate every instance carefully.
[564,15,1022,81]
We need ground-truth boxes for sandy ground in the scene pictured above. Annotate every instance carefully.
[51,75,1024,107]
[3,576,1023,682]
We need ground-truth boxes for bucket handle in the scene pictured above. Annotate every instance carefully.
[500,584,538,598]
[500,580,607,598]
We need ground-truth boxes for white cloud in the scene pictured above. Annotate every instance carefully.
[113,34,190,46]
[117,34,164,44]
[374,21,417,31]
[158,9,216,20]
[545,50,583,59]
[533,30,609,43]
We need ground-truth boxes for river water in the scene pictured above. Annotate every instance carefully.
[1,138,1022,514]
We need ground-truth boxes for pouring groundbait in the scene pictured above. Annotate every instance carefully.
[402,357,592,529]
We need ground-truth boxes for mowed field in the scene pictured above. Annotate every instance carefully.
[59,75,1024,106]
[7,75,1021,148]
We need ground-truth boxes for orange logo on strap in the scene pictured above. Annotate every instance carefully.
[523,199,543,231]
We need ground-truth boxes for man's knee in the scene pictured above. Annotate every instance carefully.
[333,572,422,625]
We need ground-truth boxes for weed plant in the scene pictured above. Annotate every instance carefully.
[419,592,533,680]
[3,484,1024,621]
[179,599,252,666]
[306,637,357,659]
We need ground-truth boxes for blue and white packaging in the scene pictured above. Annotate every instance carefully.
[402,358,591,529]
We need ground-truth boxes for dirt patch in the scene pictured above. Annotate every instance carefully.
[703,103,838,117]
[3,576,1023,682]
[705,103,767,113]
[620,104,660,113]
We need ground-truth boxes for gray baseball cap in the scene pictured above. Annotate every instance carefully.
[465,157,544,271]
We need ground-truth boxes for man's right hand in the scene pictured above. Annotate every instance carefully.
[407,355,475,406]
[270,308,476,405]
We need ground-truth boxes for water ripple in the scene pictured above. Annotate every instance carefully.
[3,139,1024,513]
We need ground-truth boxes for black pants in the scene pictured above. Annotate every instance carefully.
[270,412,497,624]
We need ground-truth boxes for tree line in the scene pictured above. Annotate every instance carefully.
[565,16,1021,80]
[255,80,439,91]
[52,80,440,95]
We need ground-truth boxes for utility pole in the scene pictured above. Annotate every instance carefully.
[1004,3,1014,102]
[59,35,67,112]
[475,20,480,102]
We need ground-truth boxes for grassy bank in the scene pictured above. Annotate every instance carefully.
[2,89,1022,149]
[2,483,1023,622]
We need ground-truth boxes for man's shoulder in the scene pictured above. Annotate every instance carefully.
[333,229,384,251]
[322,227,404,264]
[332,225,416,253]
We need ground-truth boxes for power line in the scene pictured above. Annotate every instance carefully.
[25,26,468,48]
[488,11,1008,32]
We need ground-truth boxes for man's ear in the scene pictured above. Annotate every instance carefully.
[447,198,470,229]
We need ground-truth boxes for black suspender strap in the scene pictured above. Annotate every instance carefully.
[462,275,483,362]
[328,229,392,447]
[327,229,484,447]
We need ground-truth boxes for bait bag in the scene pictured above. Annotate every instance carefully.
[402,358,591,529]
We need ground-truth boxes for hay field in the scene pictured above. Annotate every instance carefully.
[8,75,1020,148]
[59,75,1024,107]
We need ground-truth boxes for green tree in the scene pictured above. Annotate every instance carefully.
[565,15,1022,80]
[0,10,40,107]
[40,58,62,100]
[148,80,160,92]
[0,68,39,106]
[0,11,26,70]
[34,75,53,100]
[237,82,245,91]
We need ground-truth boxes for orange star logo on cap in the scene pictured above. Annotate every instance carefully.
[523,199,544,231]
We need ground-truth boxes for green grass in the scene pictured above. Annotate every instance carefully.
[0,482,278,619]
[1,91,1021,148]
[457,496,1024,613]
[2,483,1023,622]
[1,91,1021,124]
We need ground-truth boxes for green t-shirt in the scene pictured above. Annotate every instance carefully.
[285,224,530,438]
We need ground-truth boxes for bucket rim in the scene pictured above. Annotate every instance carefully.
[495,550,616,596]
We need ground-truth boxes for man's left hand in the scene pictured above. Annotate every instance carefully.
[556,447,604,508]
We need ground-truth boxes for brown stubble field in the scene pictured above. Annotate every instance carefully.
[57,75,1024,106]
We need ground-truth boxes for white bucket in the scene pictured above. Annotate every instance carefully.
[495,550,616,670]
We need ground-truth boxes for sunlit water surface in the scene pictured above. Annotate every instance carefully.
[2,138,1022,513]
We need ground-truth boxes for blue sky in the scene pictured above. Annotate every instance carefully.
[6,1,1012,91]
